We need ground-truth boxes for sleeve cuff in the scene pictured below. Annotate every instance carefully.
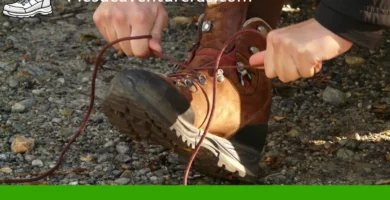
[314,2,383,49]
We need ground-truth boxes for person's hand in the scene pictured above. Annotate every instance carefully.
[93,1,168,57]
[249,18,353,83]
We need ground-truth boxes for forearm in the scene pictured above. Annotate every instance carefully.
[314,0,390,49]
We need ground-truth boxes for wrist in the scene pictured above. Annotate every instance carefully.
[314,1,383,49]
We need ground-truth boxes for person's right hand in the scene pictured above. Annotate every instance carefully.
[93,1,168,58]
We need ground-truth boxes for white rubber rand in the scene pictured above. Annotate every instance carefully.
[3,6,52,18]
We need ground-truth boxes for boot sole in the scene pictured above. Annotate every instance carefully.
[101,73,263,184]
[3,6,52,18]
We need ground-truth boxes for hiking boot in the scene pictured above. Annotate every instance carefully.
[3,0,52,18]
[101,1,273,183]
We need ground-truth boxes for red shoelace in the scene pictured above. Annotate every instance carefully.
[0,28,265,185]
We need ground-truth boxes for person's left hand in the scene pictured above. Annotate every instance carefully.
[249,18,353,83]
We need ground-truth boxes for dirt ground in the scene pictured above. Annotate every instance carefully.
[0,1,389,185]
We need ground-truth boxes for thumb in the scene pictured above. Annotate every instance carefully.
[249,51,266,66]
[149,38,162,54]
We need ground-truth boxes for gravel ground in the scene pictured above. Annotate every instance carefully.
[1,1,389,185]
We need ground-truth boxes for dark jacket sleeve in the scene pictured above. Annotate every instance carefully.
[314,0,390,49]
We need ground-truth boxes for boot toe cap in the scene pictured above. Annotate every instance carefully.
[106,69,195,124]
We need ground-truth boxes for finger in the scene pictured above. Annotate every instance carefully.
[130,15,154,58]
[249,51,265,66]
[149,11,169,53]
[314,61,322,74]
[114,23,133,56]
[264,33,277,79]
[275,46,300,83]
[295,50,316,78]
[105,26,120,50]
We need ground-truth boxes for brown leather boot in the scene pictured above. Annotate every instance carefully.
[102,1,273,183]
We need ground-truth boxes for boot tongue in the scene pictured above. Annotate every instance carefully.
[187,2,249,68]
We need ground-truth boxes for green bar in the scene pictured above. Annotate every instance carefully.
[0,186,389,200]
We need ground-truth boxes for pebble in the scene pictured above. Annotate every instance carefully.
[69,181,79,185]
[52,118,62,123]
[24,155,35,162]
[132,160,142,168]
[82,77,89,83]
[12,98,36,113]
[120,170,133,178]
[57,78,65,84]
[8,78,19,88]
[116,143,130,154]
[287,129,299,137]
[336,148,354,160]
[0,167,13,174]
[32,159,44,167]
[11,103,26,113]
[150,176,158,182]
[114,178,130,185]
[32,89,44,95]
[345,55,365,66]
[322,87,347,106]
[103,140,114,148]
[11,136,35,153]
[0,154,7,161]
[167,153,179,164]
[97,153,112,163]
[2,21,10,27]
[115,154,131,163]
[338,139,348,146]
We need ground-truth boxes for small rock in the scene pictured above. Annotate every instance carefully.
[97,153,112,163]
[345,55,365,66]
[382,97,390,105]
[115,154,131,163]
[11,103,25,113]
[171,16,193,26]
[0,167,13,174]
[386,153,390,162]
[116,143,130,154]
[24,155,35,162]
[267,141,276,146]
[80,154,93,162]
[120,170,133,178]
[338,139,348,146]
[0,154,7,161]
[32,159,44,167]
[287,129,299,137]
[57,78,65,84]
[324,142,332,149]
[364,167,372,173]
[323,87,347,106]
[69,181,79,185]
[82,77,89,83]
[114,178,130,185]
[8,78,19,88]
[103,140,114,148]
[150,176,158,182]
[60,110,73,117]
[132,161,142,168]
[336,148,354,160]
[11,98,36,113]
[52,118,62,123]
[32,89,44,95]
[167,153,179,164]
[11,136,35,153]
[2,21,10,27]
